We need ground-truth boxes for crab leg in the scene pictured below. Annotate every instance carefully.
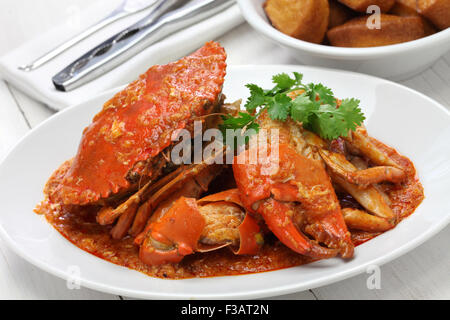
[96,117,225,228]
[302,128,398,227]
[110,202,141,239]
[304,130,405,188]
[319,149,406,188]
[332,175,395,222]
[128,165,202,237]
[112,162,223,240]
[139,189,262,265]
[130,160,224,237]
[129,201,152,237]
[344,126,400,168]
[342,208,393,232]
[315,144,397,223]
[131,165,222,246]
[97,141,226,239]
[97,180,153,226]
[98,168,185,239]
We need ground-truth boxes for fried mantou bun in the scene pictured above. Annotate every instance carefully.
[329,0,355,29]
[389,0,418,16]
[389,0,438,35]
[417,0,450,30]
[327,14,426,47]
[264,0,330,44]
[337,0,395,12]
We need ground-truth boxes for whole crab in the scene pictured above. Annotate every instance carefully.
[44,42,227,238]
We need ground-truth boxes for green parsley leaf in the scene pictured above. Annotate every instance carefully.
[307,83,336,106]
[220,112,256,130]
[336,98,365,135]
[226,72,366,142]
[272,73,296,92]
[220,112,260,148]
[314,104,346,140]
[293,72,303,83]
[244,84,265,113]
[291,94,317,124]
[267,94,291,121]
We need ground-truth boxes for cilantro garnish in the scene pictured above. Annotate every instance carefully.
[220,72,365,141]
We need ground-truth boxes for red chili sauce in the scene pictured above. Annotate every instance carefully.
[37,138,424,279]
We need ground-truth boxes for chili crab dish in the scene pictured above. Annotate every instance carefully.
[36,42,424,279]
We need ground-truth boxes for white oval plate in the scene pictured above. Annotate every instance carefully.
[0,65,449,299]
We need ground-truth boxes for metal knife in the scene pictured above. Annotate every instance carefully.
[52,0,235,92]
[19,0,161,72]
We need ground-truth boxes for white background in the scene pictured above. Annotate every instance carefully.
[0,0,449,299]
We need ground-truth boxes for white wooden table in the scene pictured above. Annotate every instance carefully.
[0,0,449,300]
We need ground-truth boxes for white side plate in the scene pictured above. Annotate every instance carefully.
[0,65,449,299]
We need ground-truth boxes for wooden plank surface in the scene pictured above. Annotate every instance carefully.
[0,0,448,300]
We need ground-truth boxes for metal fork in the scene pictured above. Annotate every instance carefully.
[52,0,235,92]
[18,0,160,72]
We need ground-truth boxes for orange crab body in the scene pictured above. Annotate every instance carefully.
[233,113,354,259]
[48,42,227,205]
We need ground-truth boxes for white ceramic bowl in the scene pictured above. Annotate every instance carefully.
[237,0,450,80]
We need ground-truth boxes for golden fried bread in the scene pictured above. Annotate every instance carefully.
[389,0,418,16]
[327,14,426,47]
[329,0,355,28]
[390,0,438,35]
[417,0,450,29]
[337,0,395,12]
[264,0,330,44]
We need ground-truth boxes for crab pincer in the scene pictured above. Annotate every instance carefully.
[234,143,354,259]
[232,113,354,260]
[139,189,263,265]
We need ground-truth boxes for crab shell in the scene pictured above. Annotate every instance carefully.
[49,42,227,205]
[139,189,263,266]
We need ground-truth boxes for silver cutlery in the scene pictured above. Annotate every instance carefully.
[52,0,235,92]
[18,0,160,72]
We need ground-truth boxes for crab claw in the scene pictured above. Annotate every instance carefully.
[258,198,339,259]
[196,189,263,255]
[140,197,204,265]
[233,142,354,259]
[318,149,406,188]
[139,189,263,266]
